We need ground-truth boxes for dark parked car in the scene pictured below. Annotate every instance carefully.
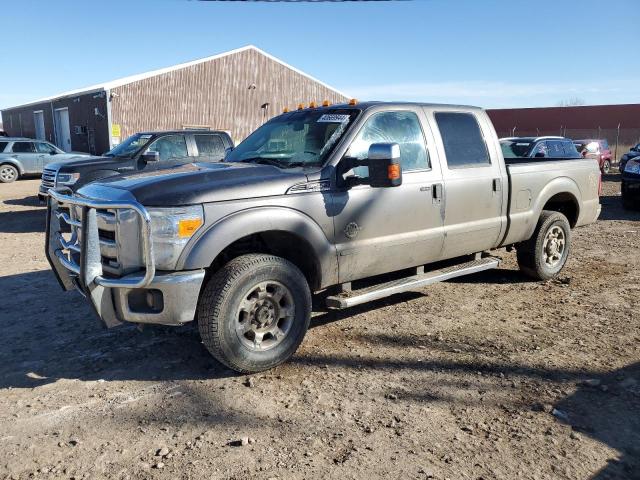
[499,136,581,160]
[619,143,640,174]
[40,130,233,201]
[621,157,640,209]
[573,139,612,174]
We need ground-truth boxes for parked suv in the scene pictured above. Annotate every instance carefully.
[619,143,640,174]
[39,130,233,200]
[0,138,89,183]
[499,136,581,160]
[573,139,612,174]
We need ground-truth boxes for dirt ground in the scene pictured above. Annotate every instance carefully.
[0,177,638,480]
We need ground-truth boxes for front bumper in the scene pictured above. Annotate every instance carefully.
[45,188,204,327]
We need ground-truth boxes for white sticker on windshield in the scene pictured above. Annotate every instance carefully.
[317,114,350,123]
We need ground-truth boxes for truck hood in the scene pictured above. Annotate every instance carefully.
[50,155,121,171]
[77,162,310,206]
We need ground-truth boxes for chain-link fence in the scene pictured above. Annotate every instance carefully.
[495,126,640,162]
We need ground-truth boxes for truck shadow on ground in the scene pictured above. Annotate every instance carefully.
[599,194,640,221]
[0,209,45,233]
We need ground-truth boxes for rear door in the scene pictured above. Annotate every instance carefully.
[428,110,505,259]
[11,141,40,173]
[193,133,226,162]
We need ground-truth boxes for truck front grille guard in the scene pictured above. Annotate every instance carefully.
[48,189,156,289]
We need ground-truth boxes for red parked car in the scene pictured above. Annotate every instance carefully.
[573,139,612,174]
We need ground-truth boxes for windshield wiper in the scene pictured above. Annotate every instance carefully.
[238,157,300,169]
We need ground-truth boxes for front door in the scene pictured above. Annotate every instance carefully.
[429,110,505,259]
[10,141,40,173]
[331,109,445,283]
[140,134,190,171]
[54,108,72,152]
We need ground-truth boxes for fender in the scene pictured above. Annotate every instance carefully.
[178,206,338,288]
[504,176,581,246]
[0,157,25,175]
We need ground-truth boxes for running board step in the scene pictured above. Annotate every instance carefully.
[325,257,501,309]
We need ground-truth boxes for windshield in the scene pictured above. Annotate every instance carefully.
[500,140,532,158]
[104,133,153,157]
[226,109,359,168]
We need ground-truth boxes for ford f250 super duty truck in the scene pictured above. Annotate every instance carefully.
[45,101,601,373]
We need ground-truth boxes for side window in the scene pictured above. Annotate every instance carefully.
[11,142,35,153]
[562,141,580,158]
[434,112,490,168]
[146,135,188,162]
[346,111,429,175]
[600,140,609,150]
[194,134,225,161]
[0,142,8,152]
[35,142,56,154]
[548,141,566,158]
[531,142,548,157]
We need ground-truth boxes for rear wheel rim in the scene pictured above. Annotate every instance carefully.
[0,166,16,181]
[235,280,295,352]
[542,225,566,268]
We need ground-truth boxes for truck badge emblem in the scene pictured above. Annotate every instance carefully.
[344,222,361,239]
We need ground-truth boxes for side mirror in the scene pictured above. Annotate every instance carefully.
[141,151,160,163]
[366,143,402,188]
[534,152,546,158]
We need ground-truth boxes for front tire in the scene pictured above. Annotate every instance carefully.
[516,211,571,281]
[197,254,312,373]
[0,164,18,183]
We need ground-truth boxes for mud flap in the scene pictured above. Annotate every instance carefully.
[45,198,75,292]
[80,206,123,329]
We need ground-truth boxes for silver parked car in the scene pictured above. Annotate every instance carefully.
[0,138,89,183]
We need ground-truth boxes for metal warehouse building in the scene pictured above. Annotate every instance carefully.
[0,46,348,155]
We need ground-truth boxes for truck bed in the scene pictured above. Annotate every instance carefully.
[502,157,601,246]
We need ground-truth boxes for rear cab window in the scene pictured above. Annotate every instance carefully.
[434,112,490,168]
[11,142,35,153]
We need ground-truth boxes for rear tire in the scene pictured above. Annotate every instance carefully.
[197,254,311,373]
[0,164,18,183]
[516,211,571,281]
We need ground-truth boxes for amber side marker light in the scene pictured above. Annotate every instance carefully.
[178,218,203,238]
[322,100,331,107]
[348,98,358,105]
[387,164,401,181]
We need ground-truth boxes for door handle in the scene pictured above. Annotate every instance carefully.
[432,183,443,204]
[492,178,502,192]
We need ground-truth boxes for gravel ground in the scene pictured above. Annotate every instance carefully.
[0,176,638,480]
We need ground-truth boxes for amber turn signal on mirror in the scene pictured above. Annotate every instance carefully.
[387,164,401,180]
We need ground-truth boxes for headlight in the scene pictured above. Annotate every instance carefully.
[56,172,80,186]
[147,205,204,270]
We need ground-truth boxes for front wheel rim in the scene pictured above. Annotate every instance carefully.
[0,166,16,181]
[542,225,566,268]
[235,280,295,352]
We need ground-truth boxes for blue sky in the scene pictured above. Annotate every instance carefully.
[1,0,638,118]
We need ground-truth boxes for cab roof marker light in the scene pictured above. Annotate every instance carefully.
[309,101,317,108]
[348,98,358,106]
[297,103,305,110]
[322,100,331,107]
[283,107,289,113]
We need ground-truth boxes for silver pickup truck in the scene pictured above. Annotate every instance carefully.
[45,102,601,373]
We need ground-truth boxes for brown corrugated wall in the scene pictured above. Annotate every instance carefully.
[110,48,348,144]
